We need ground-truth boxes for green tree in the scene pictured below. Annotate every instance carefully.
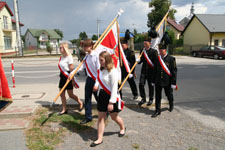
[134,33,148,43]
[91,34,98,40]
[21,35,25,42]
[79,32,88,40]
[70,38,81,47]
[46,42,53,55]
[54,29,63,39]
[147,0,177,28]
[133,29,138,37]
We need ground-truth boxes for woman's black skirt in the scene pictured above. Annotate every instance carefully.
[97,89,120,113]
[58,72,73,90]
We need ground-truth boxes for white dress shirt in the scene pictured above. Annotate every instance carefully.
[95,68,118,103]
[78,50,100,79]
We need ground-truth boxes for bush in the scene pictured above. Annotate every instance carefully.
[46,42,53,55]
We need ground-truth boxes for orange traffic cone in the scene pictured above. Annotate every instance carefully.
[0,55,12,111]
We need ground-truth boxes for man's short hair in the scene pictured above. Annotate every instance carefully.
[158,43,167,50]
[83,39,93,47]
[144,37,151,42]
[121,39,128,44]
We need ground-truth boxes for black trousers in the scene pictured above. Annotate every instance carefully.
[139,74,154,101]
[121,74,138,98]
[155,85,174,112]
[84,76,97,121]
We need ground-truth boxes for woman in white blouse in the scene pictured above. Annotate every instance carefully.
[58,43,83,115]
[91,51,126,147]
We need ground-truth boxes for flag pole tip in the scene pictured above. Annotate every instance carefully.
[118,9,124,16]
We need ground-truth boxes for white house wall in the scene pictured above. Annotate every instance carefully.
[0,6,17,53]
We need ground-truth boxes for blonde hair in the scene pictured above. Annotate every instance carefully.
[60,42,71,56]
[99,51,114,72]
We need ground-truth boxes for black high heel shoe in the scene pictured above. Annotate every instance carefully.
[118,127,126,137]
[90,141,103,147]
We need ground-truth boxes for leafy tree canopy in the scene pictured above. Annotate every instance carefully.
[91,34,98,40]
[54,29,63,38]
[79,32,88,40]
[147,0,177,28]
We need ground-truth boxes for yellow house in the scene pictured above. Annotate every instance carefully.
[166,18,184,40]
[0,1,24,55]
[182,14,225,52]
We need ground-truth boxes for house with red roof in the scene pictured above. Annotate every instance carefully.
[0,1,24,55]
[166,18,184,40]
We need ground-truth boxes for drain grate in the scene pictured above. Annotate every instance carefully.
[21,95,30,98]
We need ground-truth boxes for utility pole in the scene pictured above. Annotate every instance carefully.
[13,0,23,56]
[97,19,101,39]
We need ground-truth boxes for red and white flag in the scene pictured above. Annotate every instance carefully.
[95,21,131,75]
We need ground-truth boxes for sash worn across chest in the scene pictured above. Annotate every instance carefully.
[84,59,96,81]
[157,55,171,76]
[58,56,79,88]
[97,70,124,110]
[143,50,154,68]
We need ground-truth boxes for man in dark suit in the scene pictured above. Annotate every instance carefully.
[120,40,138,100]
[151,44,177,118]
[138,38,157,106]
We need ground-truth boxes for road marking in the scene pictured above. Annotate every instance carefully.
[219,66,225,68]
[5,70,58,74]
[194,66,208,69]
[178,67,183,69]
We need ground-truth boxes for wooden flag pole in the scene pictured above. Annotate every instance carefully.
[52,9,124,106]
[119,51,143,91]
[118,11,169,91]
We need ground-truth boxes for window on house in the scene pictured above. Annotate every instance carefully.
[3,16,8,29]
[214,39,219,46]
[166,25,170,30]
[4,36,12,49]
[222,39,225,47]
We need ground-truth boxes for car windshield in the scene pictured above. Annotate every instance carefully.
[215,46,225,50]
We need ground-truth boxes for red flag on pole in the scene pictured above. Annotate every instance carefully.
[0,56,12,111]
[95,21,131,74]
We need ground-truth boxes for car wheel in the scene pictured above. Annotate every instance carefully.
[213,54,219,59]
[192,52,197,57]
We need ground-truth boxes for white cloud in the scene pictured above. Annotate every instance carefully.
[172,3,207,22]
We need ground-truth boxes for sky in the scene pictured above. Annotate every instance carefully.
[3,0,225,40]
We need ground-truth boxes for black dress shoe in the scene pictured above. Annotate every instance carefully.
[80,119,92,124]
[57,110,67,116]
[133,96,138,100]
[138,99,146,106]
[90,141,103,147]
[118,127,126,137]
[169,104,174,112]
[147,100,153,106]
[151,111,161,118]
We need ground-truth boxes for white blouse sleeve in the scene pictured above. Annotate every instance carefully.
[68,56,73,65]
[109,69,118,103]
